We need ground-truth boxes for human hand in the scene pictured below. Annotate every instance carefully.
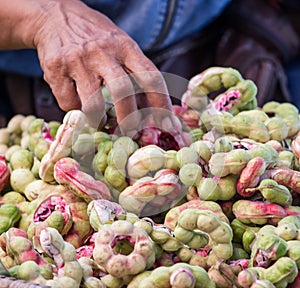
[32,0,176,136]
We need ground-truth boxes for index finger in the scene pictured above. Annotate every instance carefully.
[98,59,142,136]
[124,51,173,121]
[124,50,188,144]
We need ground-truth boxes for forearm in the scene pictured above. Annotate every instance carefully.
[0,0,54,49]
[0,0,178,138]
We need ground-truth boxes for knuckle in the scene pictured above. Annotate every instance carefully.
[107,74,133,99]
[126,39,140,51]
[43,56,63,74]
[84,40,101,54]
[142,70,166,92]
[64,46,83,63]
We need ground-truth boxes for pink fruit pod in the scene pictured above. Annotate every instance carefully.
[181,67,233,111]
[174,209,233,267]
[181,67,256,115]
[265,167,300,194]
[28,196,73,249]
[119,169,183,217]
[54,157,111,202]
[39,110,87,182]
[28,186,93,249]
[137,127,160,147]
[237,257,298,288]
[164,199,229,231]
[282,205,300,218]
[93,220,155,278]
[3,227,53,276]
[87,199,127,231]
[237,157,266,197]
[160,114,192,148]
[232,200,287,225]
[136,113,188,151]
[136,115,160,147]
[138,262,215,288]
[0,155,10,193]
[39,227,84,286]
[267,205,300,226]
[127,145,166,181]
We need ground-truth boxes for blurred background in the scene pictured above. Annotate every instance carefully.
[0,0,299,127]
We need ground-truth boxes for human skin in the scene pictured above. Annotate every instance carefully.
[0,0,175,134]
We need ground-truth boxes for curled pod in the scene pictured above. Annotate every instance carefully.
[174,208,233,267]
[93,220,155,278]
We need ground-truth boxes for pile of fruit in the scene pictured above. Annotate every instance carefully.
[1,67,300,287]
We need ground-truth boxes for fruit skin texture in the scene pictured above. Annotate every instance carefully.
[3,67,300,287]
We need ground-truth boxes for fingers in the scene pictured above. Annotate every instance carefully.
[124,49,173,125]
[43,54,140,133]
[42,41,174,138]
[79,86,107,129]
[124,47,172,109]
[73,70,106,129]
[43,71,81,112]
[36,3,178,140]
[124,51,187,143]
[99,61,141,135]
[44,59,107,129]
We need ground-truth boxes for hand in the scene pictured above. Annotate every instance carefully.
[32,0,174,134]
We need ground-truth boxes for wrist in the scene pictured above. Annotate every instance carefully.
[0,0,69,49]
[20,0,55,49]
[0,0,48,49]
